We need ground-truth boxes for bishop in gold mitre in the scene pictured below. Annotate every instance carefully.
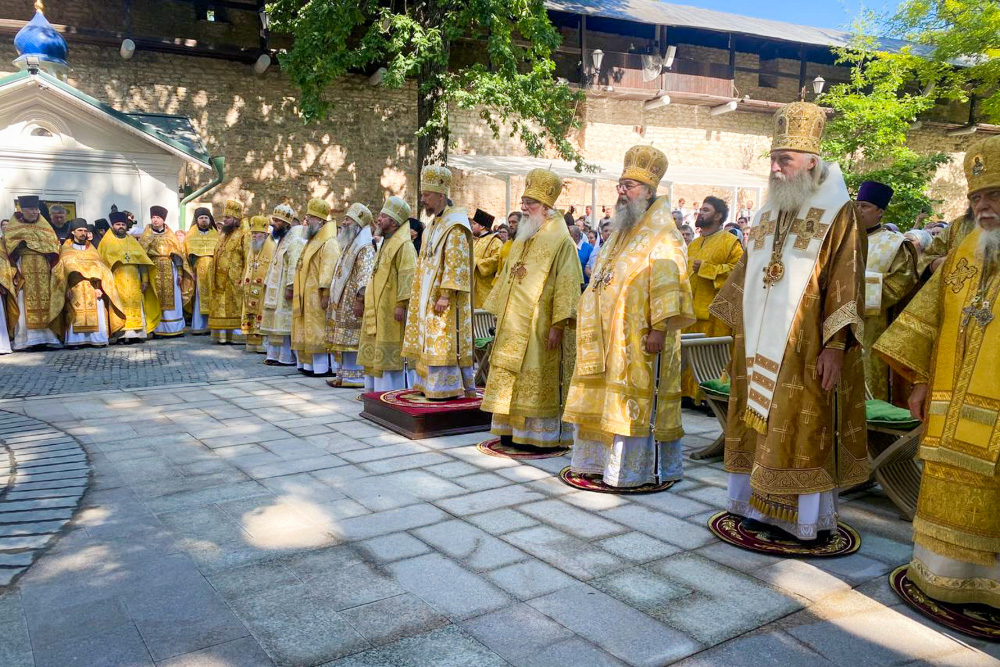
[325,203,376,388]
[0,226,18,354]
[51,219,125,347]
[681,195,744,401]
[209,198,250,344]
[874,134,1000,608]
[471,208,502,309]
[709,101,868,541]
[139,205,194,338]
[359,196,418,391]
[98,211,161,342]
[482,169,582,450]
[241,215,276,353]
[854,181,918,402]
[184,206,219,335]
[261,203,306,366]
[6,194,61,350]
[402,165,476,398]
[563,146,695,488]
[292,198,341,375]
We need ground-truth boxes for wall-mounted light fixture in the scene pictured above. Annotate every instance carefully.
[812,75,826,95]
[120,38,136,60]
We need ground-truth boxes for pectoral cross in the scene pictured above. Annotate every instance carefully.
[510,261,528,283]
[962,299,994,329]
[591,270,614,292]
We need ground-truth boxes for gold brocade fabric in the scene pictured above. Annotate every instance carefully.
[918,214,976,276]
[862,229,918,402]
[261,227,307,337]
[494,240,513,287]
[709,203,869,499]
[292,223,341,355]
[563,197,695,443]
[0,241,17,337]
[472,232,502,309]
[682,230,744,399]
[98,233,160,333]
[184,228,219,316]
[241,238,276,338]
[358,223,417,376]
[402,208,475,370]
[50,242,125,335]
[875,227,1000,476]
[140,227,194,310]
[326,241,375,352]
[209,226,249,331]
[481,212,582,420]
[5,219,59,329]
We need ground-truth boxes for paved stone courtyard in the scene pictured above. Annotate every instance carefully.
[0,338,997,666]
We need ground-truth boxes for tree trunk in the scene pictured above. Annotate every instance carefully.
[415,0,450,199]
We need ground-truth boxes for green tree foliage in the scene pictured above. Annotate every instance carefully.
[266,0,586,171]
[820,32,950,229]
[890,0,1000,121]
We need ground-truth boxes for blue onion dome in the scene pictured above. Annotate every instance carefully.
[13,2,68,75]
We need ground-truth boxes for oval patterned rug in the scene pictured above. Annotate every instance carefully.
[708,511,861,558]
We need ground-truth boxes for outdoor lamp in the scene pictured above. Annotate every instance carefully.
[664,45,676,69]
[253,53,271,75]
[812,75,826,95]
[120,38,135,60]
[591,49,604,73]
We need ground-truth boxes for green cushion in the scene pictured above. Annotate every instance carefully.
[866,399,922,430]
[474,337,493,350]
[699,378,731,398]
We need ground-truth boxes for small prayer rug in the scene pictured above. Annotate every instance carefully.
[365,389,484,415]
[477,438,569,460]
[558,466,676,494]
[708,511,861,558]
[889,565,1000,641]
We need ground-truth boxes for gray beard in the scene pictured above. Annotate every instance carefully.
[305,223,322,239]
[975,222,1000,269]
[612,196,651,235]
[252,238,265,253]
[337,223,360,249]
[517,210,546,240]
[767,169,819,214]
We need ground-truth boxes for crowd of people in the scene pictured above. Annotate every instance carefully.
[0,99,997,614]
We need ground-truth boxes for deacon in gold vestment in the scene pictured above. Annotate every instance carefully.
[682,196,744,400]
[855,181,918,402]
[0,230,17,354]
[261,204,306,365]
[874,134,1000,608]
[403,165,476,399]
[292,198,341,375]
[210,199,249,344]
[471,209,501,308]
[98,212,161,342]
[6,195,61,350]
[563,146,695,488]
[241,216,276,353]
[483,169,582,449]
[51,220,124,347]
[139,206,193,338]
[184,207,219,335]
[359,197,417,391]
[325,203,376,388]
[709,102,868,541]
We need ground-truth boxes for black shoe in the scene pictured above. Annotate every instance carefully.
[499,434,514,447]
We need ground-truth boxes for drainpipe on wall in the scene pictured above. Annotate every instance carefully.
[179,155,225,230]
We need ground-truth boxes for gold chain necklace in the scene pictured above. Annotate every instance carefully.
[762,211,796,288]
[592,231,630,292]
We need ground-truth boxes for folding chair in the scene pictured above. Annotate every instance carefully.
[681,335,733,460]
[472,309,496,387]
[863,395,923,521]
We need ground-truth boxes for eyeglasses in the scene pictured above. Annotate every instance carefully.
[616,181,642,193]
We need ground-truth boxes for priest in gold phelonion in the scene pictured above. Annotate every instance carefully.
[482,169,582,452]
[874,134,1000,608]
[209,198,250,344]
[709,101,868,542]
[241,215,277,353]
[292,198,342,376]
[562,146,695,488]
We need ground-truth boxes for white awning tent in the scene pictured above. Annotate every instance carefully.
[446,154,766,222]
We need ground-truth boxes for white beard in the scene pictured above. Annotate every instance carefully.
[338,223,360,249]
[611,196,651,235]
[517,210,546,240]
[976,221,1000,269]
[767,168,820,213]
[252,238,265,253]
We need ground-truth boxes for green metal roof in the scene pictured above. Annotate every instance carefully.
[0,69,213,168]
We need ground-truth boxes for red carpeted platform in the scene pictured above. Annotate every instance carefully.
[359,389,491,439]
